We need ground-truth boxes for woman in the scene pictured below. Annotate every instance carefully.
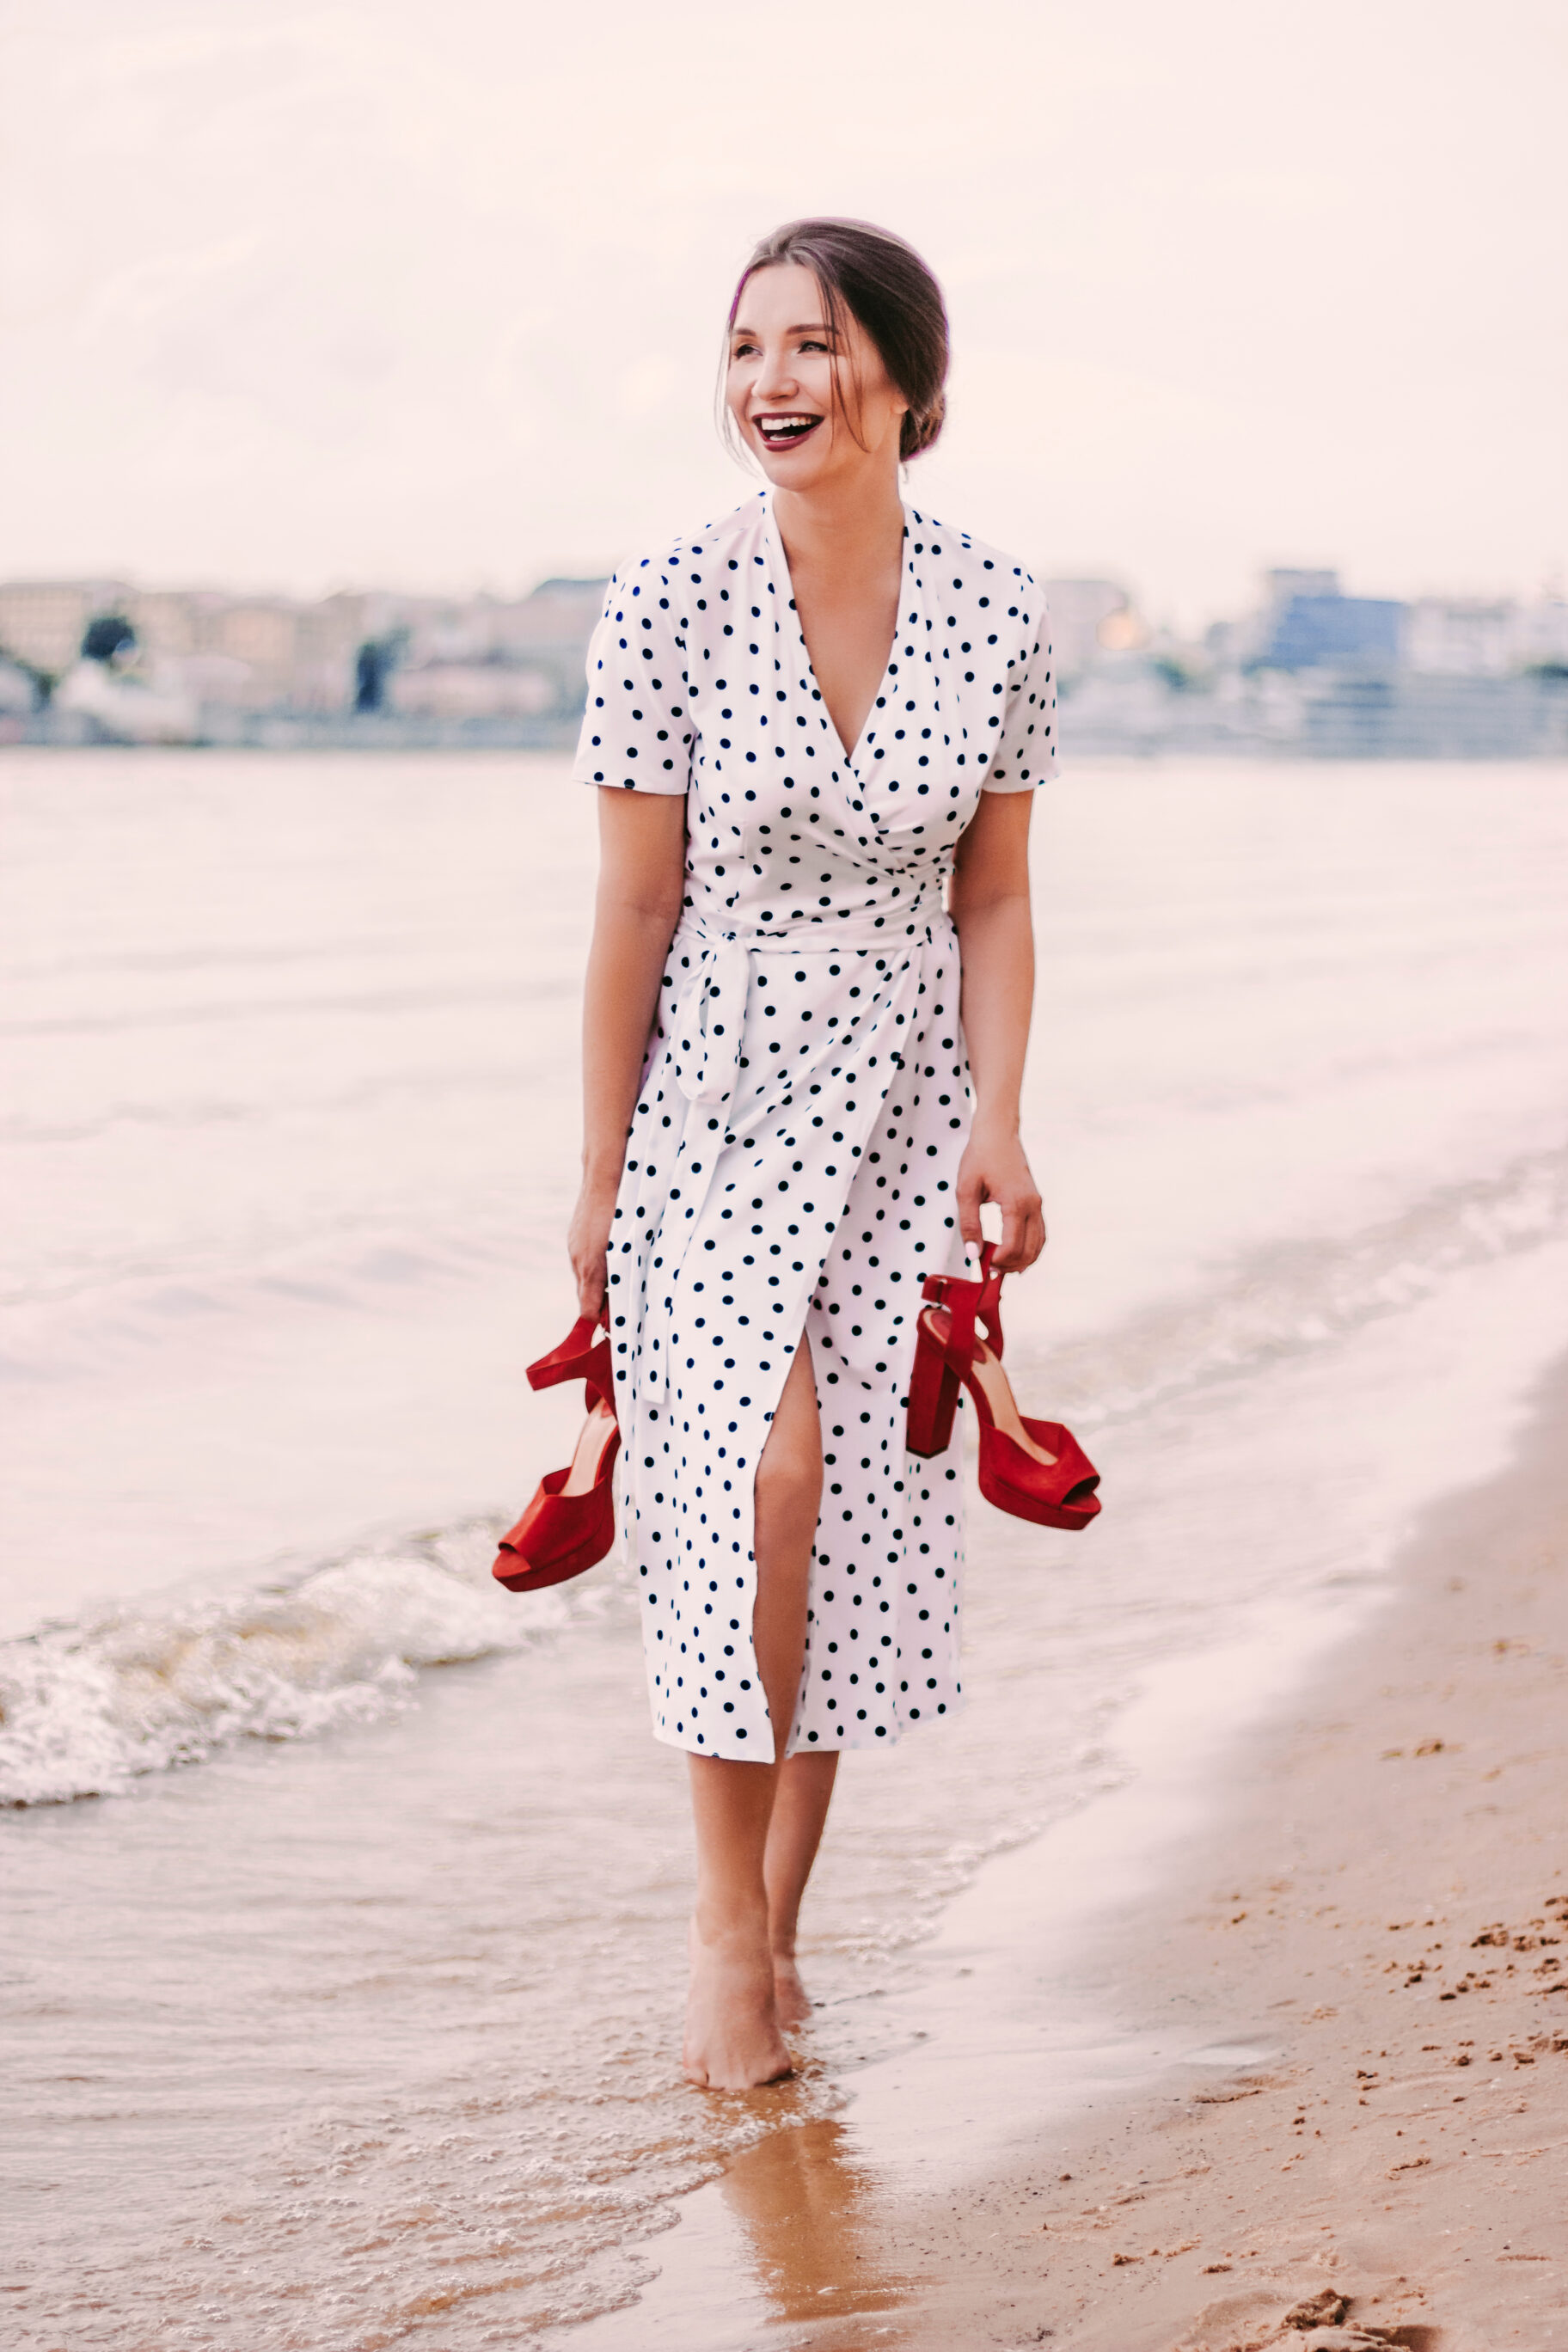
[568,218,1053,2090]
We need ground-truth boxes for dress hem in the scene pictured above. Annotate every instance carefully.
[645,1687,965,1764]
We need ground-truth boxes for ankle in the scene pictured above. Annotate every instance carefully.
[692,1891,769,1951]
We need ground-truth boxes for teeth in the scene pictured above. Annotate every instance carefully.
[759,415,818,434]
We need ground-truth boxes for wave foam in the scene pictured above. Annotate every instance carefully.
[0,1527,578,1807]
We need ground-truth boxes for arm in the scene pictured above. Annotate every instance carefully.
[568,788,689,1315]
[948,787,1045,1273]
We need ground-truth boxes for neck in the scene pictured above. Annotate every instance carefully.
[771,460,906,574]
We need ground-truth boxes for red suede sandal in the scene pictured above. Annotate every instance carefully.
[492,1308,621,1592]
[906,1244,1101,1532]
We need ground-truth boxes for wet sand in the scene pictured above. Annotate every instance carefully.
[848,1354,1568,2352]
[567,1353,1568,2352]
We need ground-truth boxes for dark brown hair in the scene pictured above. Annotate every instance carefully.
[726,217,949,462]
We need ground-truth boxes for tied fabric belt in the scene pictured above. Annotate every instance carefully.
[668,891,947,1116]
[634,886,949,1407]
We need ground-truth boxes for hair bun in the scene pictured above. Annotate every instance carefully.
[902,389,945,461]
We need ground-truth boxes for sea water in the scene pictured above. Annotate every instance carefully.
[3,750,1567,2345]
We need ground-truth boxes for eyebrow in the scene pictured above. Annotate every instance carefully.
[730,322,838,338]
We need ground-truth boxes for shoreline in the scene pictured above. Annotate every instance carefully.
[554,1350,1568,2352]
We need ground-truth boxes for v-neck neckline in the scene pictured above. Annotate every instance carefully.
[764,491,912,775]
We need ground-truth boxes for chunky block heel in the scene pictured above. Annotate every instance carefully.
[906,1317,961,1456]
[526,1311,612,1406]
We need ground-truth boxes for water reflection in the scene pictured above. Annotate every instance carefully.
[719,2113,916,2341]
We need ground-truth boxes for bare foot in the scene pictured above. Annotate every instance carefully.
[683,1914,793,2090]
[772,1949,813,2030]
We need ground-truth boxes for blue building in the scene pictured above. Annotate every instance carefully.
[1259,591,1406,672]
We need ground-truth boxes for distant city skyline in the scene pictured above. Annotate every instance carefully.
[3,0,1564,632]
[7,556,1563,758]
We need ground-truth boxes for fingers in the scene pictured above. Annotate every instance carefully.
[576,1259,607,1319]
[956,1170,983,1248]
[961,1132,1044,1271]
[1018,1204,1048,1271]
[567,1183,616,1319]
[990,1196,1046,1272]
[570,1239,607,1319]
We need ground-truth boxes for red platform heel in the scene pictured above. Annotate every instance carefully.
[906,1245,1101,1532]
[492,1308,621,1592]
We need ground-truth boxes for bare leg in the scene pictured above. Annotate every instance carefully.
[683,1340,825,2089]
[684,1755,791,2088]
[749,1337,824,1748]
[765,1751,839,2024]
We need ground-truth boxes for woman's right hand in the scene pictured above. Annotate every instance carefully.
[567,1175,620,1319]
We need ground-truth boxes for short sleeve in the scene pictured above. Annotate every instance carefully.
[570,563,695,793]
[983,598,1057,791]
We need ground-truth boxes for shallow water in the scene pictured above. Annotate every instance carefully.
[3,750,1567,2343]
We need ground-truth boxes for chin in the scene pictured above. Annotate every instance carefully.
[751,441,836,493]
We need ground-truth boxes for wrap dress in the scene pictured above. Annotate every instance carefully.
[572,491,1055,1759]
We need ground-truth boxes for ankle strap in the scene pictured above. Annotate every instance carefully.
[922,1244,1007,1360]
[922,1270,978,1366]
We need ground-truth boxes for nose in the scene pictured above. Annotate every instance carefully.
[753,344,799,407]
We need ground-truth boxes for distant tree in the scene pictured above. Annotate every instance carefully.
[353,632,407,713]
[1150,654,1206,694]
[81,614,137,664]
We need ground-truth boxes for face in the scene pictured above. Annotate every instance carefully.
[726,260,908,490]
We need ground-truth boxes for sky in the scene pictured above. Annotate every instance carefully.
[1,0,1564,630]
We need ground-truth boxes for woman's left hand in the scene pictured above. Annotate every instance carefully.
[956,1120,1045,1272]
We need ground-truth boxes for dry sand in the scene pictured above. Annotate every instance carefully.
[842,1359,1568,2352]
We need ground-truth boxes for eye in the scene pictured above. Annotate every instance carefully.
[729,339,759,361]
[798,338,830,352]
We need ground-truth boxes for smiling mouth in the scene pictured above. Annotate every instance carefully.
[754,412,824,451]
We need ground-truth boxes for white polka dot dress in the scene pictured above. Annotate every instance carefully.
[571,491,1055,1759]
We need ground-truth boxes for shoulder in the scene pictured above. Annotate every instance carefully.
[604,496,769,613]
[903,505,1050,635]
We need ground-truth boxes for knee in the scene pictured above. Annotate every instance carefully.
[755,1434,823,1525]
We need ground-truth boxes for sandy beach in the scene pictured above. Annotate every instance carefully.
[769,1357,1568,2352]
[8,753,1568,2349]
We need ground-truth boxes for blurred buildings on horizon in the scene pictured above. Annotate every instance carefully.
[1059,568,1568,758]
[3,565,1566,757]
[0,575,607,749]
